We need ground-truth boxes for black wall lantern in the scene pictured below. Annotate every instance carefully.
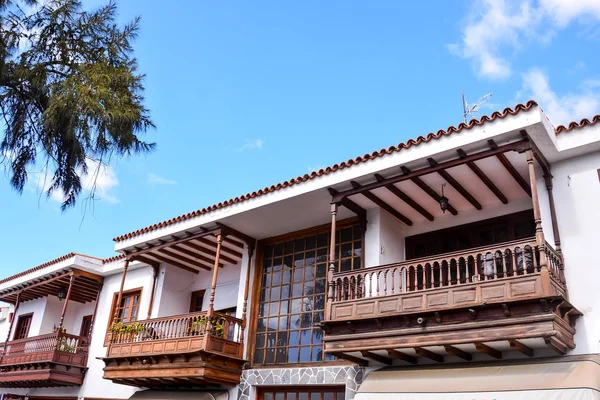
[439,183,449,213]
[57,286,67,301]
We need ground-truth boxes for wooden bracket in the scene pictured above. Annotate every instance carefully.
[540,299,549,312]
[475,342,502,359]
[444,345,472,361]
[346,321,356,333]
[375,319,384,330]
[509,339,534,357]
[387,349,417,364]
[468,308,477,320]
[502,303,511,317]
[433,312,442,324]
[415,347,444,362]
[361,350,392,365]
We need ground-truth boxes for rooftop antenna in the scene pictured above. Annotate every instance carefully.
[462,90,492,123]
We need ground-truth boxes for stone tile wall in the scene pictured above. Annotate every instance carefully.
[238,365,368,400]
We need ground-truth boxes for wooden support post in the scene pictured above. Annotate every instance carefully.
[240,244,255,354]
[326,203,338,319]
[87,283,104,340]
[544,174,562,254]
[147,265,159,319]
[208,233,223,316]
[57,274,75,332]
[3,292,21,352]
[113,259,130,323]
[526,150,550,292]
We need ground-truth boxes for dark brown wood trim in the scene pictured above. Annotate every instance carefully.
[169,244,225,268]
[178,241,238,265]
[258,217,361,246]
[428,158,482,210]
[475,342,502,359]
[361,350,392,365]
[328,188,367,221]
[375,174,434,221]
[13,312,33,340]
[156,248,214,271]
[149,253,202,273]
[350,181,412,225]
[414,347,444,362]
[544,174,562,252]
[509,339,534,357]
[195,237,243,259]
[457,149,508,204]
[386,349,417,364]
[332,140,530,202]
[489,140,532,196]
[401,166,459,215]
[331,352,368,366]
[444,345,472,361]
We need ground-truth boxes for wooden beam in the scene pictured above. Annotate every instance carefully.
[457,149,508,204]
[414,347,444,362]
[149,253,201,273]
[475,342,502,359]
[509,339,534,357]
[443,345,472,361]
[488,140,531,196]
[179,241,238,265]
[351,181,412,225]
[216,223,256,249]
[170,244,226,268]
[131,255,160,268]
[361,351,392,365]
[387,349,417,364]
[195,237,243,259]
[331,352,368,366]
[328,188,367,221]
[428,158,482,210]
[125,227,220,259]
[401,166,459,215]
[157,248,214,271]
[521,130,551,177]
[332,140,530,202]
[375,174,434,221]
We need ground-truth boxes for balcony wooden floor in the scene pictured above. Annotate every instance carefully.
[322,239,582,365]
[102,311,246,387]
[0,333,88,388]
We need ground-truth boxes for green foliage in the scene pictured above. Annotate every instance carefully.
[0,0,154,209]
[110,321,145,335]
[191,315,226,338]
[56,336,76,352]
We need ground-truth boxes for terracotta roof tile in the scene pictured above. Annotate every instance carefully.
[113,101,544,243]
[555,115,600,134]
[102,254,127,264]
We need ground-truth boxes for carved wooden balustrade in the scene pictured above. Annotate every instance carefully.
[0,332,88,387]
[103,311,246,387]
[323,238,580,364]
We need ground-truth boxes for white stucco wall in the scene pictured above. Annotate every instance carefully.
[550,152,600,355]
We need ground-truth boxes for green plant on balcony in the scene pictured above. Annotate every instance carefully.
[110,321,146,337]
[190,315,225,338]
[56,336,76,353]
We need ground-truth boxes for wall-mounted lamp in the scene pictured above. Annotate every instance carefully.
[57,286,67,301]
[439,183,449,213]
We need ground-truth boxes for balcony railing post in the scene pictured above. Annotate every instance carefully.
[326,203,338,319]
[208,233,223,317]
[2,292,20,358]
[240,244,254,356]
[526,150,550,292]
[543,173,562,255]
[113,259,130,325]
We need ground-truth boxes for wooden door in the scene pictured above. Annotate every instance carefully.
[80,315,93,337]
[14,313,33,340]
[189,290,205,312]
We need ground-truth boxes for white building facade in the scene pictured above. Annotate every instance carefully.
[0,101,599,399]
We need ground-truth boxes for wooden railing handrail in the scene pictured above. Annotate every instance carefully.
[333,237,539,279]
[4,332,58,345]
[119,310,208,325]
[213,311,243,325]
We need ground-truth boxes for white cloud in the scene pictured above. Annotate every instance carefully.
[518,68,600,126]
[32,158,119,205]
[147,173,177,185]
[235,139,263,152]
[451,0,600,80]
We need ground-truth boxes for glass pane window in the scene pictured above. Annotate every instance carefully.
[254,223,362,365]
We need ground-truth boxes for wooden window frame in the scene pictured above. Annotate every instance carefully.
[257,386,346,400]
[80,314,93,337]
[249,217,362,368]
[189,289,206,312]
[104,287,143,346]
[13,313,33,340]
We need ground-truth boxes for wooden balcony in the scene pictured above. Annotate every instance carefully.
[323,238,581,364]
[102,311,246,387]
[0,333,88,387]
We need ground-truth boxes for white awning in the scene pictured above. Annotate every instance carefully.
[129,390,229,400]
[357,355,600,400]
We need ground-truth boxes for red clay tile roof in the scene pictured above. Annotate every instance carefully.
[555,115,600,134]
[0,253,128,287]
[113,100,546,243]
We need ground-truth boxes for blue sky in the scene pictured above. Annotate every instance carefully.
[1,0,599,276]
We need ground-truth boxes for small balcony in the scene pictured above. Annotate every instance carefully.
[322,238,581,364]
[102,311,246,387]
[0,333,88,388]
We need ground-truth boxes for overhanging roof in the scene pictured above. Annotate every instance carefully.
[0,268,104,304]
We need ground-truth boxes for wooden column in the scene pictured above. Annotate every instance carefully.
[113,259,130,323]
[240,244,254,356]
[3,292,21,351]
[544,174,562,254]
[326,203,338,319]
[57,274,75,332]
[147,265,159,319]
[87,283,103,340]
[208,234,223,316]
[527,151,550,293]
